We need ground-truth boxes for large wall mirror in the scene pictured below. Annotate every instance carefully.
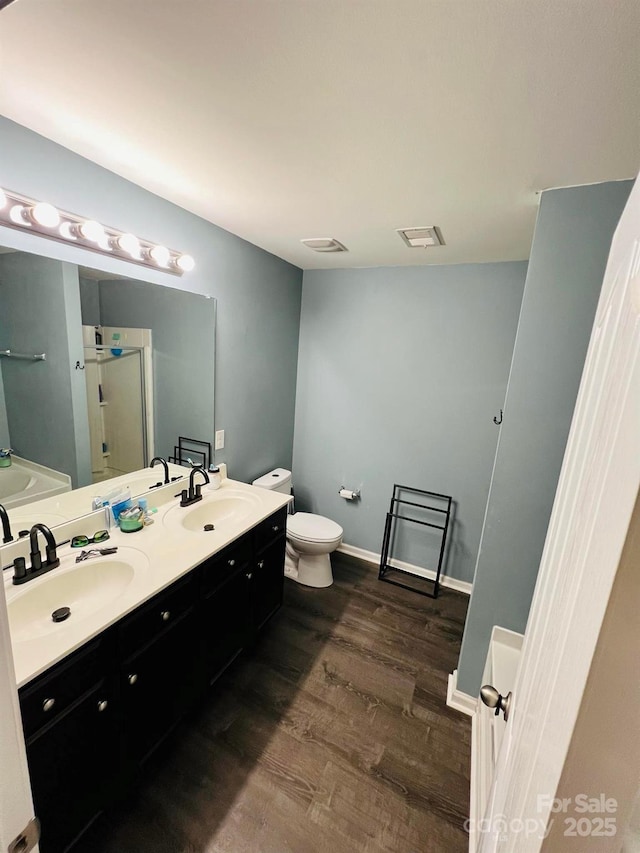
[0,246,215,509]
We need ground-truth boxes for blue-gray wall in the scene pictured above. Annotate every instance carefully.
[97,278,216,463]
[79,276,100,327]
[456,179,633,696]
[0,117,303,484]
[293,262,527,583]
[0,252,91,485]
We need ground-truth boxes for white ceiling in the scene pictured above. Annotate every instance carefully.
[0,0,638,270]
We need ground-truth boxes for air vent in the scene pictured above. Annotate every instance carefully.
[301,237,348,253]
[396,226,444,248]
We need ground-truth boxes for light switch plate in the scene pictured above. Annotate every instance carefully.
[215,429,225,450]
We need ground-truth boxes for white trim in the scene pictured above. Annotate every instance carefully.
[446,668,477,716]
[337,542,473,595]
[471,702,495,853]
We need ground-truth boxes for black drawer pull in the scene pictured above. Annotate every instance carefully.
[127,673,138,686]
[272,525,280,533]
[97,700,108,713]
[161,610,171,622]
[228,559,236,567]
[257,560,265,569]
[42,697,56,713]
[245,572,253,581]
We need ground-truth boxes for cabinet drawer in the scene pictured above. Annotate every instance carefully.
[20,639,105,740]
[254,507,287,553]
[119,574,195,659]
[201,537,251,597]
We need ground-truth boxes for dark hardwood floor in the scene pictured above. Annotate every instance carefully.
[81,555,471,853]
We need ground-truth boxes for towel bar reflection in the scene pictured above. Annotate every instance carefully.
[0,350,46,362]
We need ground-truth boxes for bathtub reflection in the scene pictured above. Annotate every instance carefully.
[0,456,71,509]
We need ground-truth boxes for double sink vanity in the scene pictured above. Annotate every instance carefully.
[1,465,291,853]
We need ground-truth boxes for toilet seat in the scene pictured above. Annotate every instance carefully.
[287,512,343,543]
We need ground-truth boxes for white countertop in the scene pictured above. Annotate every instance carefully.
[6,461,189,529]
[2,474,290,689]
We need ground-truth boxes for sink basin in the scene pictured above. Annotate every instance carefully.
[7,550,149,643]
[163,490,263,533]
[8,511,67,532]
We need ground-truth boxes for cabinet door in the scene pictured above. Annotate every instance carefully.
[121,611,198,767]
[202,565,249,685]
[27,681,117,853]
[251,535,286,632]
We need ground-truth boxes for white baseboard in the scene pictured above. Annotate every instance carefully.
[446,669,477,717]
[337,542,473,596]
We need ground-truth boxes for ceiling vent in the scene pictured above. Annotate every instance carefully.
[396,226,444,248]
[301,237,348,253]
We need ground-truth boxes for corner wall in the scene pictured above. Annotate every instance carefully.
[456,179,634,696]
[293,261,527,583]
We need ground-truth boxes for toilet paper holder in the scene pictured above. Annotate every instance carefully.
[339,487,360,501]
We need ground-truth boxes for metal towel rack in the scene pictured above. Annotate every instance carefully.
[0,349,46,362]
[378,484,452,599]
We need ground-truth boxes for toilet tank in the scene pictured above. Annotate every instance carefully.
[251,468,292,494]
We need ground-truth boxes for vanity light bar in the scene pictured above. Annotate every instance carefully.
[0,187,195,276]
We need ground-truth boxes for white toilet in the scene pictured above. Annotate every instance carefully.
[252,468,343,588]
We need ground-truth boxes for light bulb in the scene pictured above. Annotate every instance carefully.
[149,244,170,267]
[0,188,6,210]
[79,219,105,243]
[31,202,60,228]
[59,221,78,241]
[9,205,28,225]
[112,233,140,257]
[176,253,195,272]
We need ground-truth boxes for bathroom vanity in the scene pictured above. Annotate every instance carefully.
[2,474,289,853]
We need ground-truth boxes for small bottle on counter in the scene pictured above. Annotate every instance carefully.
[208,465,222,490]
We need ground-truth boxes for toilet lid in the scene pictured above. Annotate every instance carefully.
[287,512,343,543]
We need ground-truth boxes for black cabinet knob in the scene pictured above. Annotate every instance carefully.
[42,697,55,712]
[127,673,138,686]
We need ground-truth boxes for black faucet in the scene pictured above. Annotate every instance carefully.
[0,503,13,543]
[13,523,60,585]
[180,466,209,507]
[150,456,170,485]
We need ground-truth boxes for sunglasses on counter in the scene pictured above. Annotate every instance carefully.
[71,530,110,548]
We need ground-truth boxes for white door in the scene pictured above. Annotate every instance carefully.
[479,175,640,851]
[0,579,37,852]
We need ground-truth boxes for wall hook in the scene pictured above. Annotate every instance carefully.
[493,409,503,425]
[75,361,85,370]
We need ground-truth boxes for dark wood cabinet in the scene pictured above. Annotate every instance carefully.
[21,643,117,853]
[251,534,286,632]
[118,573,200,767]
[201,563,250,684]
[19,508,286,853]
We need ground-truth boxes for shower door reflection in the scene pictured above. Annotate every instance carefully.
[83,327,151,484]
